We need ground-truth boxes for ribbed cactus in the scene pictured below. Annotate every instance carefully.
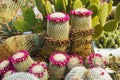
[70,8,93,59]
[49,52,69,80]
[28,62,48,80]
[11,50,34,72]
[65,66,87,80]
[85,67,112,80]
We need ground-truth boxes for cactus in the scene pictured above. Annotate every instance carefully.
[67,54,83,70]
[70,8,93,59]
[65,66,87,80]
[114,3,120,22]
[28,62,48,80]
[49,52,69,80]
[11,50,34,72]
[85,67,112,80]
[103,20,118,32]
[3,72,39,80]
[95,30,120,48]
[98,2,108,26]
[2,70,16,79]
[85,53,107,68]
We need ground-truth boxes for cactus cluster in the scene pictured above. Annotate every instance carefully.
[95,30,120,48]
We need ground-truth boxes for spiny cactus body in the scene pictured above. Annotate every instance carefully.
[11,50,34,72]
[65,66,87,80]
[49,52,69,80]
[85,67,112,80]
[28,62,48,80]
[67,54,83,70]
[85,53,107,68]
[70,8,93,59]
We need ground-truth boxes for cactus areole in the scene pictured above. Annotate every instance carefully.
[49,52,70,67]
[46,12,70,23]
[28,62,47,78]
[11,50,29,64]
[70,8,93,17]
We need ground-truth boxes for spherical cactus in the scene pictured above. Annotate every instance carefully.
[67,54,83,70]
[2,69,16,79]
[0,59,13,75]
[70,8,93,59]
[49,52,70,80]
[11,50,34,72]
[85,52,107,68]
[28,62,48,80]
[65,66,87,80]
[3,72,39,80]
[85,67,112,80]
[46,12,70,40]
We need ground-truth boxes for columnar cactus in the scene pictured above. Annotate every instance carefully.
[40,12,70,60]
[70,8,94,59]
[85,52,107,68]
[65,66,87,80]
[67,54,83,70]
[28,62,48,80]
[11,50,34,72]
[49,52,69,80]
[3,72,39,80]
[85,67,112,80]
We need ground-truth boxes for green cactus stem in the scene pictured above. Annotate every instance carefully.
[72,0,83,10]
[107,0,113,15]
[92,16,99,27]
[115,3,120,22]
[98,2,108,26]
[14,19,32,32]
[103,20,118,32]
[45,1,53,15]
[22,7,36,26]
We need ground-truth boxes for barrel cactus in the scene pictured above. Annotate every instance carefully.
[49,52,70,80]
[85,67,112,80]
[70,8,93,59]
[11,50,34,72]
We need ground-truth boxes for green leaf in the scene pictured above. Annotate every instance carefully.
[90,0,100,6]
[14,19,32,32]
[35,0,47,18]
[53,0,66,12]
[22,7,36,26]
[93,24,103,39]
[45,1,53,15]
[81,0,88,5]
[33,24,45,33]
[65,0,68,6]
[108,0,113,15]
[103,20,118,32]
[88,3,99,17]
[72,0,83,9]
[92,16,99,27]
[115,3,120,22]
[98,2,108,26]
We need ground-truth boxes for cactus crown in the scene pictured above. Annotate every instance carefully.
[0,60,10,70]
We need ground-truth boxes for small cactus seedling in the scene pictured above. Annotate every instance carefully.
[28,62,48,80]
[11,50,34,72]
[65,66,87,80]
[49,52,70,80]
